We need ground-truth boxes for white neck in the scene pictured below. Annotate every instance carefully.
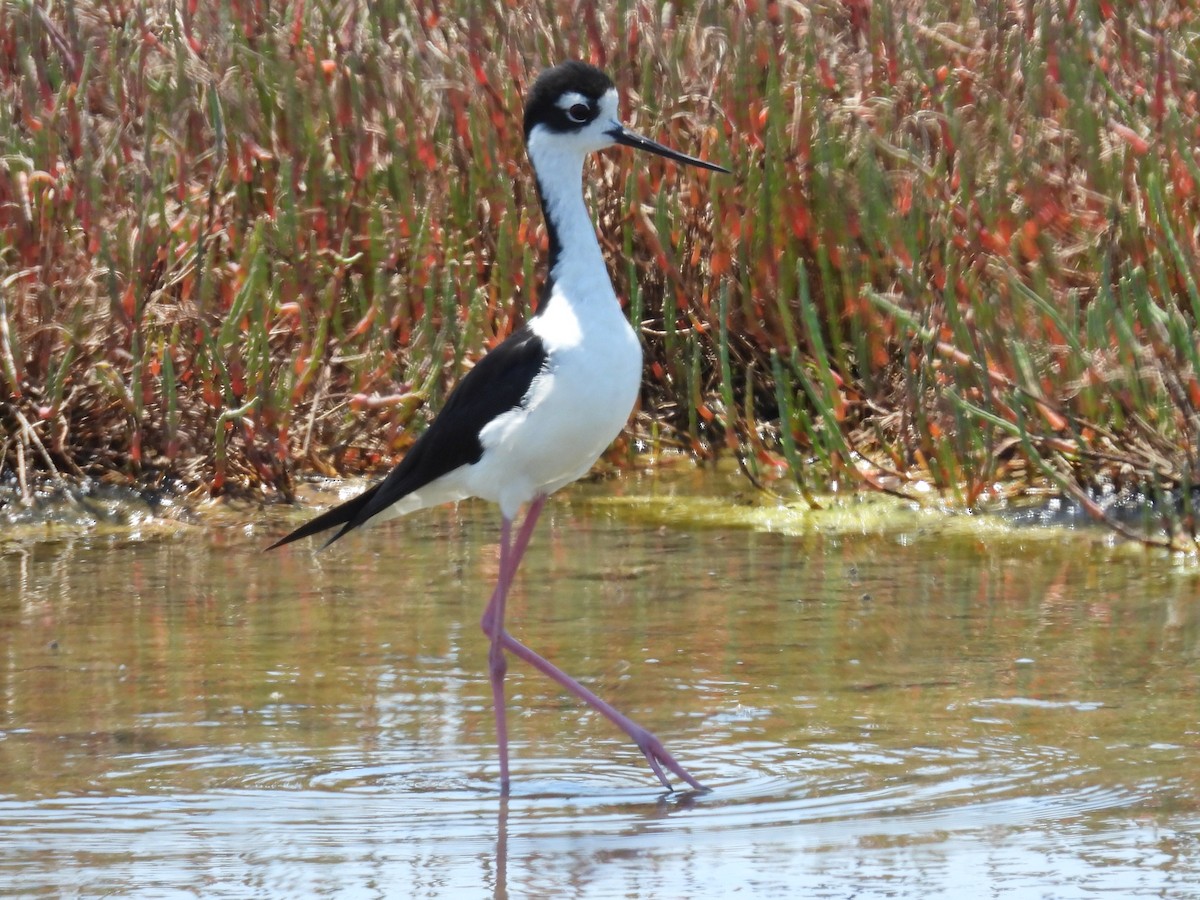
[526,133,616,306]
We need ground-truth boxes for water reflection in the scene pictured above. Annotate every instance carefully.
[1,474,1198,896]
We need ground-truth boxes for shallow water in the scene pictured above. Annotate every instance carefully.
[1,471,1198,898]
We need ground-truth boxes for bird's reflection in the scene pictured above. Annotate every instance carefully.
[494,795,509,900]
[489,785,707,898]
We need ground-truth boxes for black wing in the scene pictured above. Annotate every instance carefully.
[268,324,548,550]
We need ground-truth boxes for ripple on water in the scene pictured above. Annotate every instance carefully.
[0,727,1190,899]
[109,728,1143,841]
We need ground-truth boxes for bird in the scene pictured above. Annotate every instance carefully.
[269,60,728,793]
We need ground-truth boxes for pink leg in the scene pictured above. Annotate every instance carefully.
[479,496,704,793]
[480,496,547,792]
[496,632,705,792]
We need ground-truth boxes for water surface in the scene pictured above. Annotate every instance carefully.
[2,472,1198,897]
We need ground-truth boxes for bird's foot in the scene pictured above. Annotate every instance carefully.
[628,724,707,793]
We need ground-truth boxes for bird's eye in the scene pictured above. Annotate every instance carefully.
[567,103,591,123]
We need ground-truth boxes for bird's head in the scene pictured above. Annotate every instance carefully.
[522,60,728,174]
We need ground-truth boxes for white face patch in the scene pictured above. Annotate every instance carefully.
[527,87,623,160]
[556,91,591,113]
[597,89,619,124]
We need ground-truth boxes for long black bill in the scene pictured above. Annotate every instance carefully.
[607,122,730,174]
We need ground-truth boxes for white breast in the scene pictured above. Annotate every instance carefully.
[469,283,641,519]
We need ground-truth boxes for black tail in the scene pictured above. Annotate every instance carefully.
[266,483,382,551]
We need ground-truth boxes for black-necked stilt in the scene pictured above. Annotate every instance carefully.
[270,60,728,792]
